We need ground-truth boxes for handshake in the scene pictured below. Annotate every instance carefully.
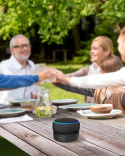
[37,69,71,85]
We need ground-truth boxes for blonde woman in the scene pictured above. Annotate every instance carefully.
[55,36,113,103]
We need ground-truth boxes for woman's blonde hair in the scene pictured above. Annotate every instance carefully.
[92,36,113,54]
[99,55,124,73]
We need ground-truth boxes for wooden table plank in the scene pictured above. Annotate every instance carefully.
[19,120,119,156]
[1,123,79,156]
[0,127,45,156]
[80,127,125,155]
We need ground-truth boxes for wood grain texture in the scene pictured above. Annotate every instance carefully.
[1,123,79,156]
[0,127,45,156]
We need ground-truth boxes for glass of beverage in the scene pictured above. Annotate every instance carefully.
[35,63,46,73]
[35,87,53,117]
[44,67,56,83]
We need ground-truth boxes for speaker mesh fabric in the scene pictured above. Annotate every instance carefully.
[53,131,79,142]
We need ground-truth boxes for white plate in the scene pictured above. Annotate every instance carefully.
[0,108,26,117]
[77,109,122,119]
[51,99,80,106]
[0,104,7,109]
[10,99,36,103]
[9,99,36,106]
[65,103,97,111]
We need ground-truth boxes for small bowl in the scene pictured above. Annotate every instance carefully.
[52,105,57,114]
[90,104,112,114]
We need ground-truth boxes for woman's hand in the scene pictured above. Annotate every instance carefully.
[50,69,71,84]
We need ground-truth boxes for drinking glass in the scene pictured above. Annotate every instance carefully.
[34,63,46,74]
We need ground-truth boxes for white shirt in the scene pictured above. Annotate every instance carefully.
[88,62,100,75]
[70,67,125,89]
[0,55,38,104]
[104,89,112,103]
[86,63,100,103]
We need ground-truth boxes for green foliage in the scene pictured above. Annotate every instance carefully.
[0,0,99,44]
[99,0,125,24]
[73,40,92,63]
[0,0,125,46]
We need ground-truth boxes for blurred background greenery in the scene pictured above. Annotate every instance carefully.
[0,0,124,64]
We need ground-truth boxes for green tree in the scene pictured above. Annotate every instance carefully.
[0,0,100,44]
[0,0,125,61]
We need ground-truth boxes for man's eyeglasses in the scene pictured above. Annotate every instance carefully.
[12,44,31,49]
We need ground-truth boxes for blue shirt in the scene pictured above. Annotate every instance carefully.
[0,74,39,89]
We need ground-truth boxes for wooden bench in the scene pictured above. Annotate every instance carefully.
[53,49,71,63]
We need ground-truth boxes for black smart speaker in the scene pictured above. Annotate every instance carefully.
[53,118,80,142]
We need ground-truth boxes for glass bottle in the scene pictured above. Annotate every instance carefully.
[35,87,53,117]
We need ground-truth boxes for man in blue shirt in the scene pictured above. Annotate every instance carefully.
[0,70,50,89]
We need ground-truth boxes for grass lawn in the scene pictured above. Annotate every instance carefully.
[1,63,87,155]
[0,136,29,156]
[40,82,85,103]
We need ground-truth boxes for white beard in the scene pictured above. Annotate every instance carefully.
[13,49,30,61]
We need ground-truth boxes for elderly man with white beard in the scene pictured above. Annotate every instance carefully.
[0,34,38,104]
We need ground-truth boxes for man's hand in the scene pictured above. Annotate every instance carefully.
[30,92,37,99]
[37,69,52,83]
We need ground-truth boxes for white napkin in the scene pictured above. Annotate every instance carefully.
[77,110,83,114]
[58,106,67,109]
[0,114,33,124]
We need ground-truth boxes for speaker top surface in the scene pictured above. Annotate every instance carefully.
[54,118,79,124]
[53,118,80,134]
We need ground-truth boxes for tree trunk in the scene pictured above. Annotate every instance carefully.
[72,24,81,55]
[41,43,46,59]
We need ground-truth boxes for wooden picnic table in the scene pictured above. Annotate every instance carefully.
[0,108,125,156]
